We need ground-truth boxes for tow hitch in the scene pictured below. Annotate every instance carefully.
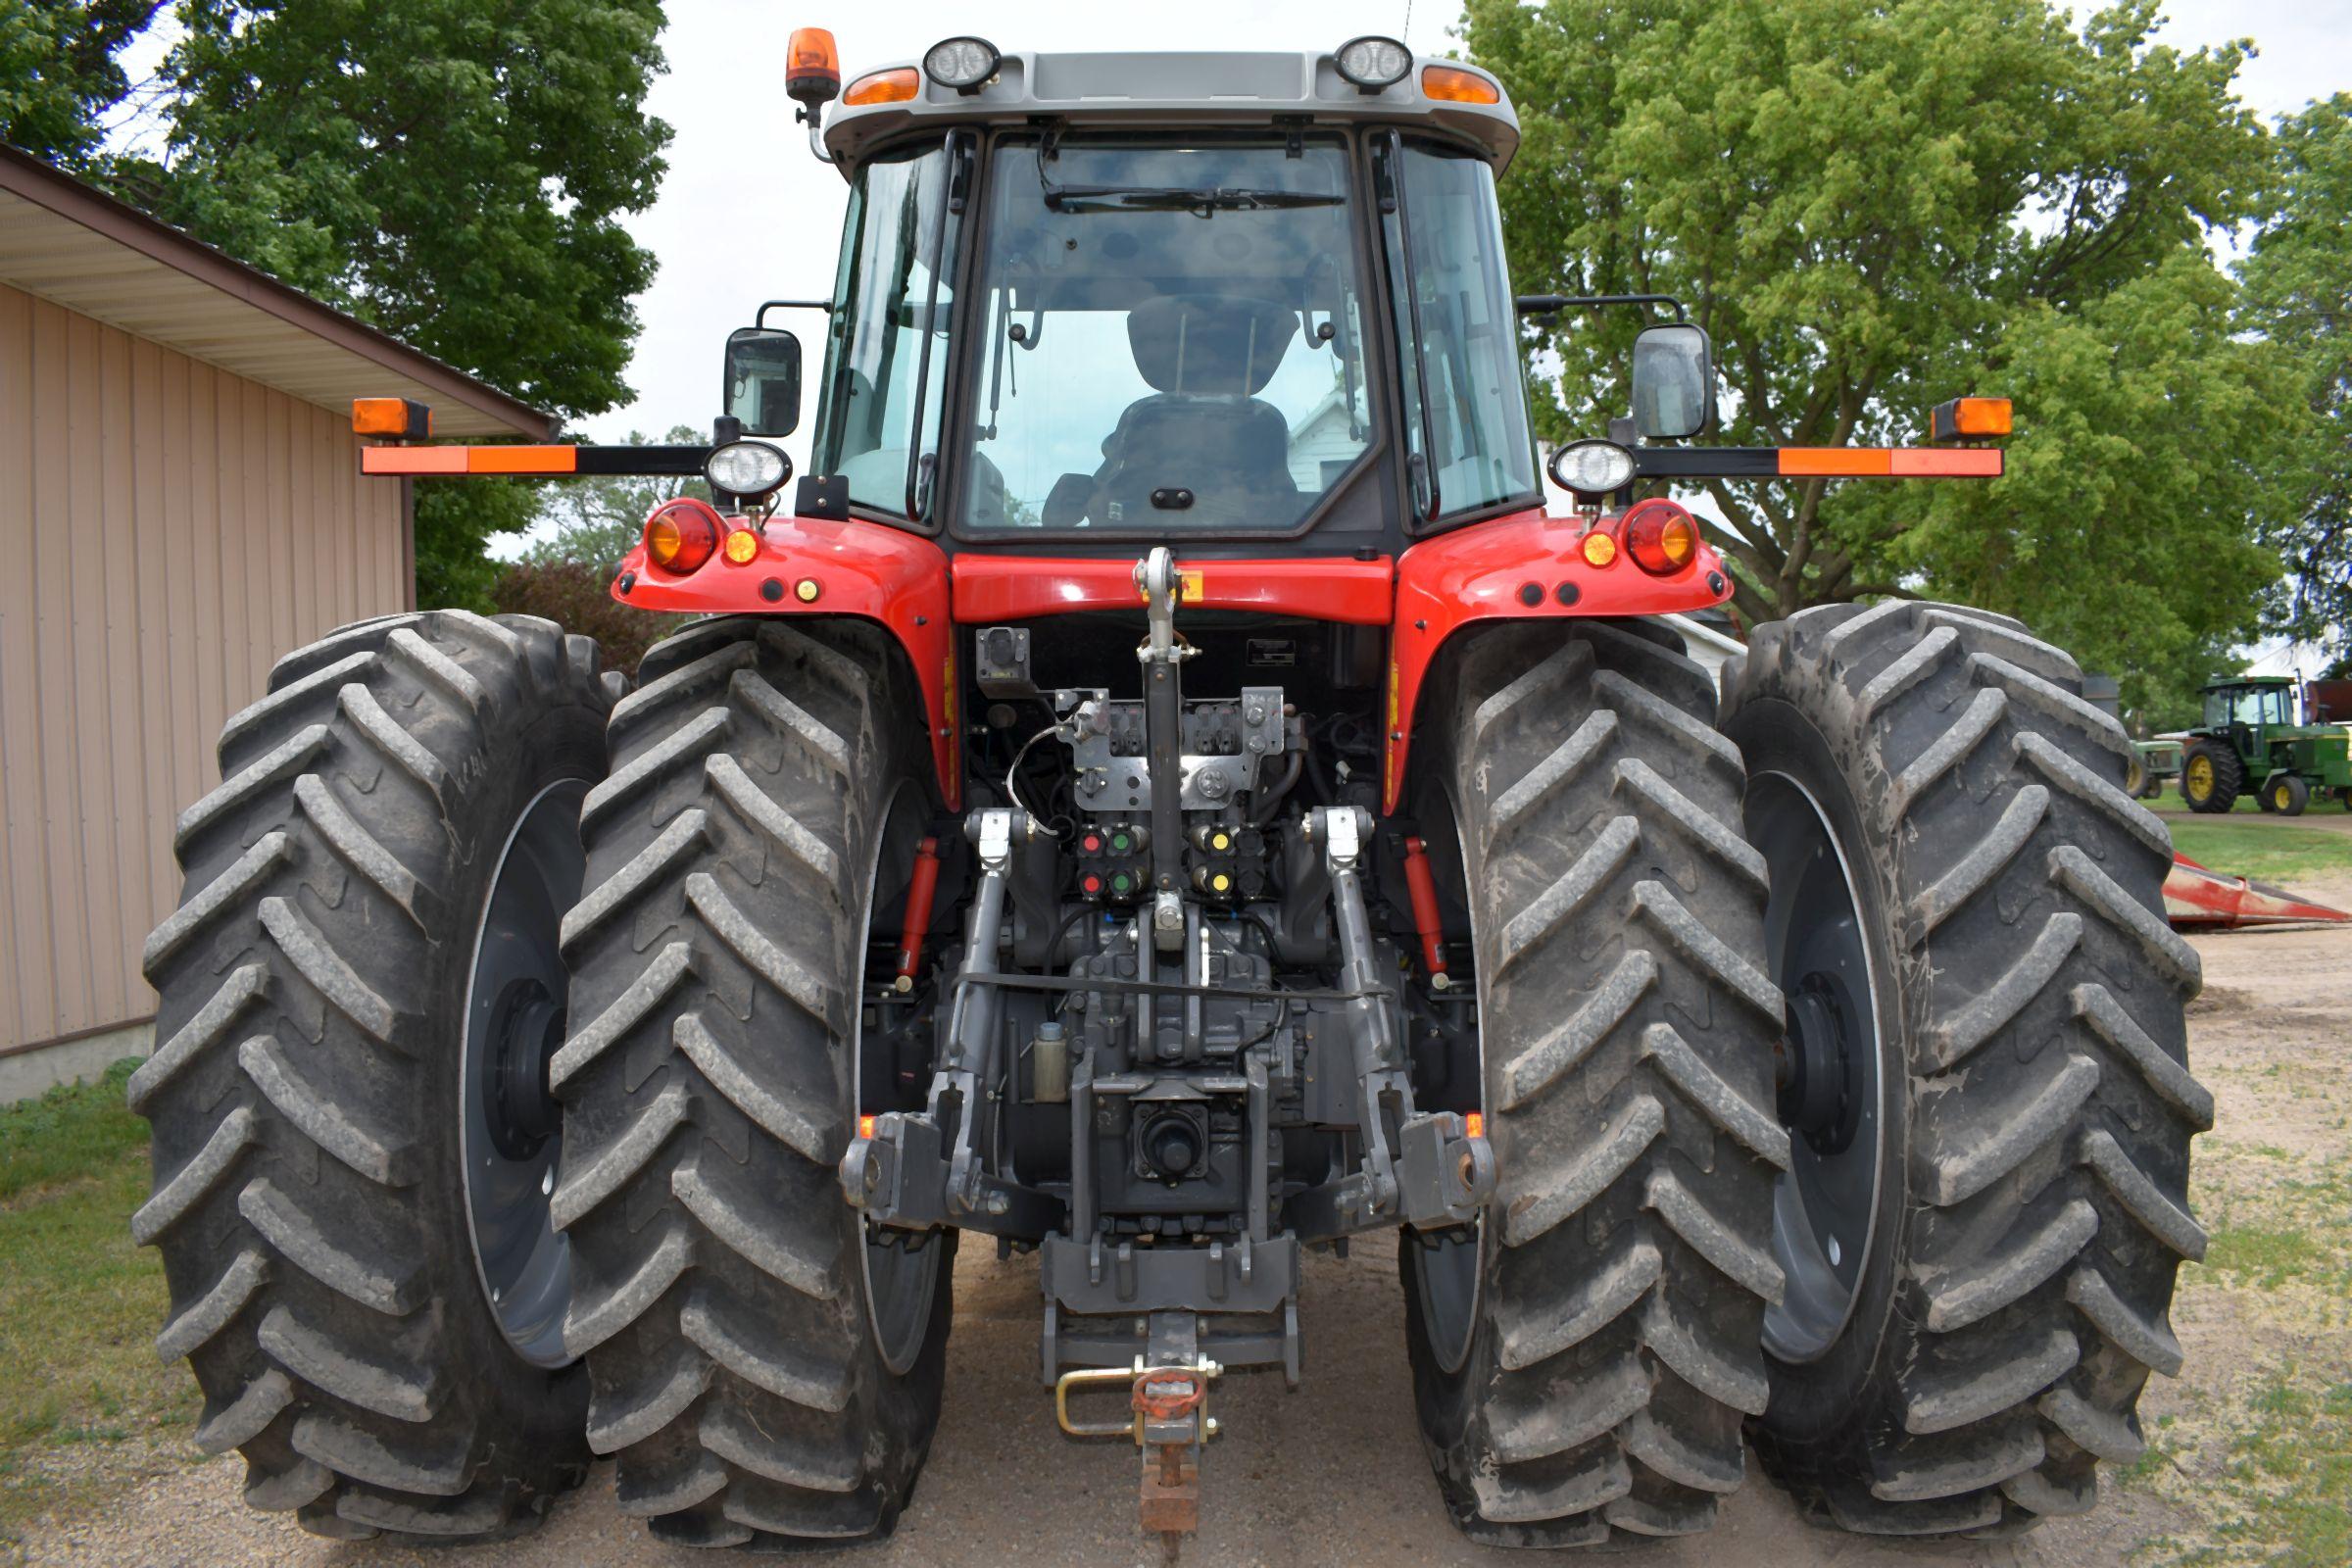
[1054,1311,1223,1562]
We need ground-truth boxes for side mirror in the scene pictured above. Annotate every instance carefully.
[724,327,802,438]
[1630,322,1714,441]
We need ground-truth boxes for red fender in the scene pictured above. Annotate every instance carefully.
[612,510,960,808]
[1384,507,1734,811]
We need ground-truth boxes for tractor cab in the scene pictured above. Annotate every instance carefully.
[722,34,1697,553]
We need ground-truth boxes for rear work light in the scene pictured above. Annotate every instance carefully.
[923,36,1001,92]
[1623,498,1700,575]
[1421,65,1500,105]
[644,497,723,575]
[1336,35,1411,90]
[844,68,920,106]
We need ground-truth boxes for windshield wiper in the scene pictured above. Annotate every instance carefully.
[1040,181,1344,218]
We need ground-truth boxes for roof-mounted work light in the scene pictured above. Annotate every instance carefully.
[923,35,1001,93]
[1335,35,1411,90]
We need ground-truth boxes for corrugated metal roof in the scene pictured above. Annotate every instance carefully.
[0,149,554,440]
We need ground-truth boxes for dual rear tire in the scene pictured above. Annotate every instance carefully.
[1404,603,2205,1542]
[136,612,947,1548]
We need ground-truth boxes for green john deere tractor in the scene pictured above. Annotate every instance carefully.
[2180,675,2352,815]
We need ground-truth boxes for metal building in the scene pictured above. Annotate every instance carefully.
[0,145,551,1095]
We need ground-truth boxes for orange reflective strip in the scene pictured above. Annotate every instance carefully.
[467,446,578,474]
[1779,448,2003,477]
[361,446,467,474]
[1891,447,2002,477]
[1780,448,1893,477]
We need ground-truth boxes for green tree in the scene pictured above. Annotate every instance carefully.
[0,0,162,167]
[1465,0,2294,711]
[520,424,710,571]
[2240,95,2352,667]
[110,0,672,610]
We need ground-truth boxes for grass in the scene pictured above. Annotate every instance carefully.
[2143,782,2352,887]
[2163,815,2352,888]
[0,1061,194,1552]
[2128,1153,2352,1567]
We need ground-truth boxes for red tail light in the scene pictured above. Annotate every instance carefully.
[1623,498,1699,575]
[644,497,723,575]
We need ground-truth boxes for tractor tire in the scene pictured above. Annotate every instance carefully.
[2180,741,2240,813]
[2122,751,2147,801]
[551,615,952,1548]
[2267,773,2309,816]
[1721,601,2208,1536]
[1400,619,1787,1545]
[132,611,618,1541]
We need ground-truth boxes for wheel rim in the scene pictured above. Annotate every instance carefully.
[858,779,943,1376]
[1749,770,1886,1364]
[2186,754,2214,801]
[461,778,590,1368]
[1408,792,1484,1376]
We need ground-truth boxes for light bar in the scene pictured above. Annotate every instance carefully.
[360,445,710,477]
[1631,447,2004,481]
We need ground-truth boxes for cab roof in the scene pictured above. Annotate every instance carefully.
[821,48,1519,175]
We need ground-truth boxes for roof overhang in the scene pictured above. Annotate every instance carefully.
[0,146,552,441]
[822,49,1520,175]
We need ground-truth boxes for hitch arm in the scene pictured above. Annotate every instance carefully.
[1284,808,1494,1244]
[842,808,1063,1240]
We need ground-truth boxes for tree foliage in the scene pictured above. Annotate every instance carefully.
[0,0,161,167]
[518,424,710,572]
[1465,0,2296,712]
[2240,95,2352,668]
[92,0,672,610]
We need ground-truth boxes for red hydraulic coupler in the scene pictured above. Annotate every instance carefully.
[1400,836,1451,990]
[893,837,942,992]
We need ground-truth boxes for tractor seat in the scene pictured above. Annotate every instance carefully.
[1084,293,1303,526]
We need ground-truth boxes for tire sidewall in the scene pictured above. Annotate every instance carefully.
[421,678,611,1450]
[1721,694,1910,1445]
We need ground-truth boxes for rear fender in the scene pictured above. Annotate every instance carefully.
[614,513,960,808]
[1382,507,1735,811]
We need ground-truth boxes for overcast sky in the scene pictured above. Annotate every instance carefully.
[580,0,2352,462]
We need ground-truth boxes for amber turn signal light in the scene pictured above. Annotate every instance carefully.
[1421,65,1501,104]
[845,68,920,107]
[1624,498,1699,575]
[644,497,722,575]
[1929,396,2012,443]
[351,398,430,440]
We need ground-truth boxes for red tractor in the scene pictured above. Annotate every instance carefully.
[134,30,2205,1554]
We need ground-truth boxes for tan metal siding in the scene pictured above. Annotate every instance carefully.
[0,280,411,1054]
